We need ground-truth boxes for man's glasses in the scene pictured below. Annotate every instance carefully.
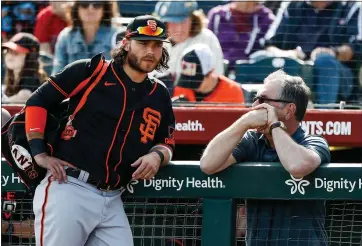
[79,2,103,9]
[253,96,294,104]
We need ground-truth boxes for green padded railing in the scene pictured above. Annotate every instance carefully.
[2,161,361,246]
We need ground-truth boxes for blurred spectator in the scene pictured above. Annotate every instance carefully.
[2,33,47,104]
[1,6,12,39]
[1,2,38,41]
[173,43,245,105]
[154,0,224,85]
[263,1,361,105]
[34,1,71,55]
[52,1,123,74]
[207,1,274,71]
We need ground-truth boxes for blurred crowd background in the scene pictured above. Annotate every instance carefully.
[1,0,361,109]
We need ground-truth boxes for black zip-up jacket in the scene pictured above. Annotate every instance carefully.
[26,54,175,187]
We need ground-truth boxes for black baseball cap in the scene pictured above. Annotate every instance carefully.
[2,32,39,54]
[125,15,169,42]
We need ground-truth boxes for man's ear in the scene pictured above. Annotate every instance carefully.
[123,38,130,51]
[285,103,296,121]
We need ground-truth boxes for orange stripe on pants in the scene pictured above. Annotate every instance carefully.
[40,175,53,246]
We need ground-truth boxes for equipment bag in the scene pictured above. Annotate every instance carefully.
[1,56,108,192]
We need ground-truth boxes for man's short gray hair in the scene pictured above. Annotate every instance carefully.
[264,70,311,121]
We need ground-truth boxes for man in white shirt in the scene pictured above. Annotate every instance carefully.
[154,0,224,85]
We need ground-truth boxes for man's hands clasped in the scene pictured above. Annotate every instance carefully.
[243,103,279,133]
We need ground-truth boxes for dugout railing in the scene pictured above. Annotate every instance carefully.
[1,161,361,246]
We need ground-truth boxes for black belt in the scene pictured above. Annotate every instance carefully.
[65,168,122,192]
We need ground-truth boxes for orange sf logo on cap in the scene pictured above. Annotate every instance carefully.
[147,20,157,31]
[137,20,163,36]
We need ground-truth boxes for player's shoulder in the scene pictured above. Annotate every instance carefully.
[50,53,104,81]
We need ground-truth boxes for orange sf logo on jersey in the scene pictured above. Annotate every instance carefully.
[140,107,161,144]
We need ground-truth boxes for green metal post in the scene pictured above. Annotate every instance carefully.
[202,198,236,246]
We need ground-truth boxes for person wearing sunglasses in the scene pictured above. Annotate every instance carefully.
[52,1,123,74]
[200,69,331,245]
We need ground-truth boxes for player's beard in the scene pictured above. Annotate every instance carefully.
[127,49,159,73]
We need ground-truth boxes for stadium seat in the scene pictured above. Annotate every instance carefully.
[235,57,312,84]
[235,57,314,104]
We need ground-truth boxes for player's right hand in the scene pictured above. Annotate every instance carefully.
[243,108,268,129]
[34,153,76,184]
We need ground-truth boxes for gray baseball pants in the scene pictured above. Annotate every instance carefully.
[33,171,133,246]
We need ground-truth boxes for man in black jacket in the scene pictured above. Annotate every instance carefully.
[25,15,175,246]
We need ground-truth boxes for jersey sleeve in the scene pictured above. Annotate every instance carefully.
[300,135,331,164]
[25,54,102,135]
[26,58,94,109]
[153,89,176,155]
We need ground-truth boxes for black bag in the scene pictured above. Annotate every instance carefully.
[1,56,108,191]
[1,105,67,191]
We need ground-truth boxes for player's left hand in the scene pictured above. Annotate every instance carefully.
[131,152,161,180]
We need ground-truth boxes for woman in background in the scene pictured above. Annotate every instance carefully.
[52,1,122,74]
[2,32,47,104]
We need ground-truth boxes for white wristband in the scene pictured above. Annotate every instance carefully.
[150,145,173,162]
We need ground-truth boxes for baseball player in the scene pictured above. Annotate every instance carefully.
[25,15,175,246]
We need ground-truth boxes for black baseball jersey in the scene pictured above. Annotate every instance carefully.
[26,54,176,187]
